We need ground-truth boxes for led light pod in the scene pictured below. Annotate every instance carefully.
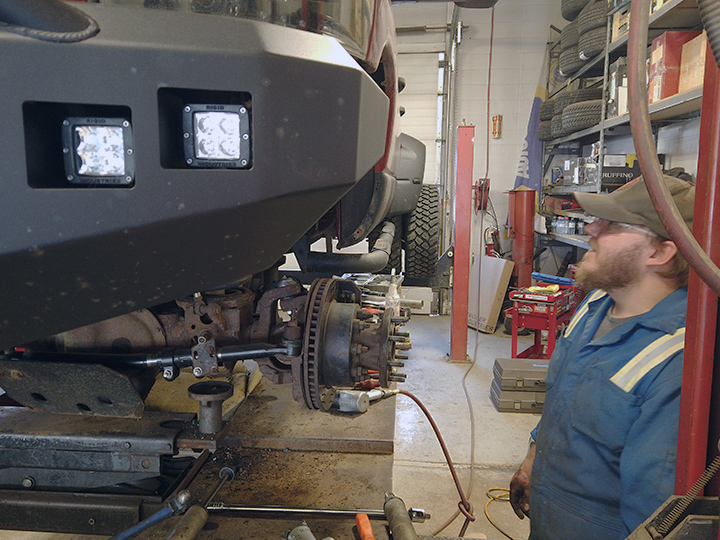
[183,104,250,169]
[62,117,135,185]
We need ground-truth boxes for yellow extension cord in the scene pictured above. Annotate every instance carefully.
[484,488,518,540]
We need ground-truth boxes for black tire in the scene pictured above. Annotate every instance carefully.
[539,99,555,121]
[577,0,607,34]
[404,184,440,279]
[551,114,565,139]
[553,87,603,116]
[562,99,603,134]
[578,26,606,60]
[561,21,579,50]
[561,0,592,21]
[538,120,553,141]
[559,46,584,77]
[369,216,402,274]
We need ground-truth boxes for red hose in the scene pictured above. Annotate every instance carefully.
[627,0,720,296]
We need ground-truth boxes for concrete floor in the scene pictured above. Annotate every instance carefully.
[1,314,538,540]
[392,314,538,540]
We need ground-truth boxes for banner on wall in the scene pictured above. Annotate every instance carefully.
[512,59,551,195]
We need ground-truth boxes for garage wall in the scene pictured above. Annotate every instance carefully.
[393,0,565,259]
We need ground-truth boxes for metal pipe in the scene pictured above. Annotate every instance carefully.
[108,491,190,540]
[207,503,430,523]
[304,221,395,273]
[628,0,720,296]
[384,494,419,540]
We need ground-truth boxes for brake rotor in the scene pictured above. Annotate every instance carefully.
[300,277,407,410]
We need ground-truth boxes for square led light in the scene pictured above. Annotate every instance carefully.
[183,104,251,169]
[62,117,135,185]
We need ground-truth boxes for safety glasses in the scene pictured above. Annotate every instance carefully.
[585,218,659,238]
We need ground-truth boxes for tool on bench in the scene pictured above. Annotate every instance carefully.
[355,513,377,540]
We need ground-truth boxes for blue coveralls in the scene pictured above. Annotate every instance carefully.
[529,287,687,540]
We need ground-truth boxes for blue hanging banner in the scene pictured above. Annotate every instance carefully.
[513,85,545,193]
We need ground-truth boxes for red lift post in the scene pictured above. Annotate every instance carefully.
[675,43,720,496]
[450,125,475,363]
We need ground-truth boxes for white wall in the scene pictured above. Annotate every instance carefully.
[394,0,565,258]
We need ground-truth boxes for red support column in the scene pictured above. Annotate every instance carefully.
[675,43,720,495]
[450,125,475,363]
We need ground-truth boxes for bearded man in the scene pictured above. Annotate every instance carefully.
[509,175,695,540]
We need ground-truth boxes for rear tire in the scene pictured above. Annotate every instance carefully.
[404,185,440,279]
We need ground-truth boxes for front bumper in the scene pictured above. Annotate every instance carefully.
[0,4,389,349]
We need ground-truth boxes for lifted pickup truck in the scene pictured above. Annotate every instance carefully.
[0,0,439,415]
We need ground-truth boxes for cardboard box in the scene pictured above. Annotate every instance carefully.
[611,5,630,42]
[648,31,701,104]
[602,153,641,184]
[608,57,628,118]
[468,256,514,334]
[679,31,707,94]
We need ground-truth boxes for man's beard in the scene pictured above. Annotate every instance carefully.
[575,245,645,292]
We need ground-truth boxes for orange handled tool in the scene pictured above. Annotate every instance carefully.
[355,513,376,540]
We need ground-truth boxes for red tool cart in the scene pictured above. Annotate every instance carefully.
[509,284,576,359]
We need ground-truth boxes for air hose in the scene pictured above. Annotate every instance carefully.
[627,0,720,297]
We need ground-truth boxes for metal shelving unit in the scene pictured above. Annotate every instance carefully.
[543,0,703,200]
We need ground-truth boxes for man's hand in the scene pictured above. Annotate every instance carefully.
[510,442,536,520]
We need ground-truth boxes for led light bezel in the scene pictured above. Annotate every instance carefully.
[182,104,251,169]
[61,117,135,185]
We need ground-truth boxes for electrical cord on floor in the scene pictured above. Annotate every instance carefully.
[484,488,517,540]
[398,390,476,536]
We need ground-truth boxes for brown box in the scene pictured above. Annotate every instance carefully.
[648,31,701,104]
[468,256,514,334]
[679,31,707,94]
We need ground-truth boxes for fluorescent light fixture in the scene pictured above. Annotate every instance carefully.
[183,104,250,168]
[62,117,134,185]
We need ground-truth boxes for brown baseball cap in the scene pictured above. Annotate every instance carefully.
[574,175,695,239]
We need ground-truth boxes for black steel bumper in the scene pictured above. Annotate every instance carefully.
[0,3,389,349]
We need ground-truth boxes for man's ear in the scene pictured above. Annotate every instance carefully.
[647,240,678,269]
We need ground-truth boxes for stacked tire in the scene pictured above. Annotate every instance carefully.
[552,87,603,138]
[538,98,555,141]
[562,99,603,134]
[577,0,607,61]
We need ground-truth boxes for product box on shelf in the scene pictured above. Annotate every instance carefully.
[648,31,702,104]
[611,5,631,42]
[601,154,642,185]
[544,196,581,212]
[679,31,708,94]
[608,57,628,118]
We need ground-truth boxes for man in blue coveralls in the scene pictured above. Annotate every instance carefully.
[509,175,695,540]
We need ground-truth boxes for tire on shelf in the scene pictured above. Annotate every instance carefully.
[553,87,603,116]
[404,184,440,279]
[368,215,402,274]
[560,20,579,50]
[562,99,603,134]
[578,26,606,60]
[539,99,555,121]
[561,0,592,21]
[538,120,553,141]
[558,46,584,77]
[551,114,565,139]
[577,0,607,35]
